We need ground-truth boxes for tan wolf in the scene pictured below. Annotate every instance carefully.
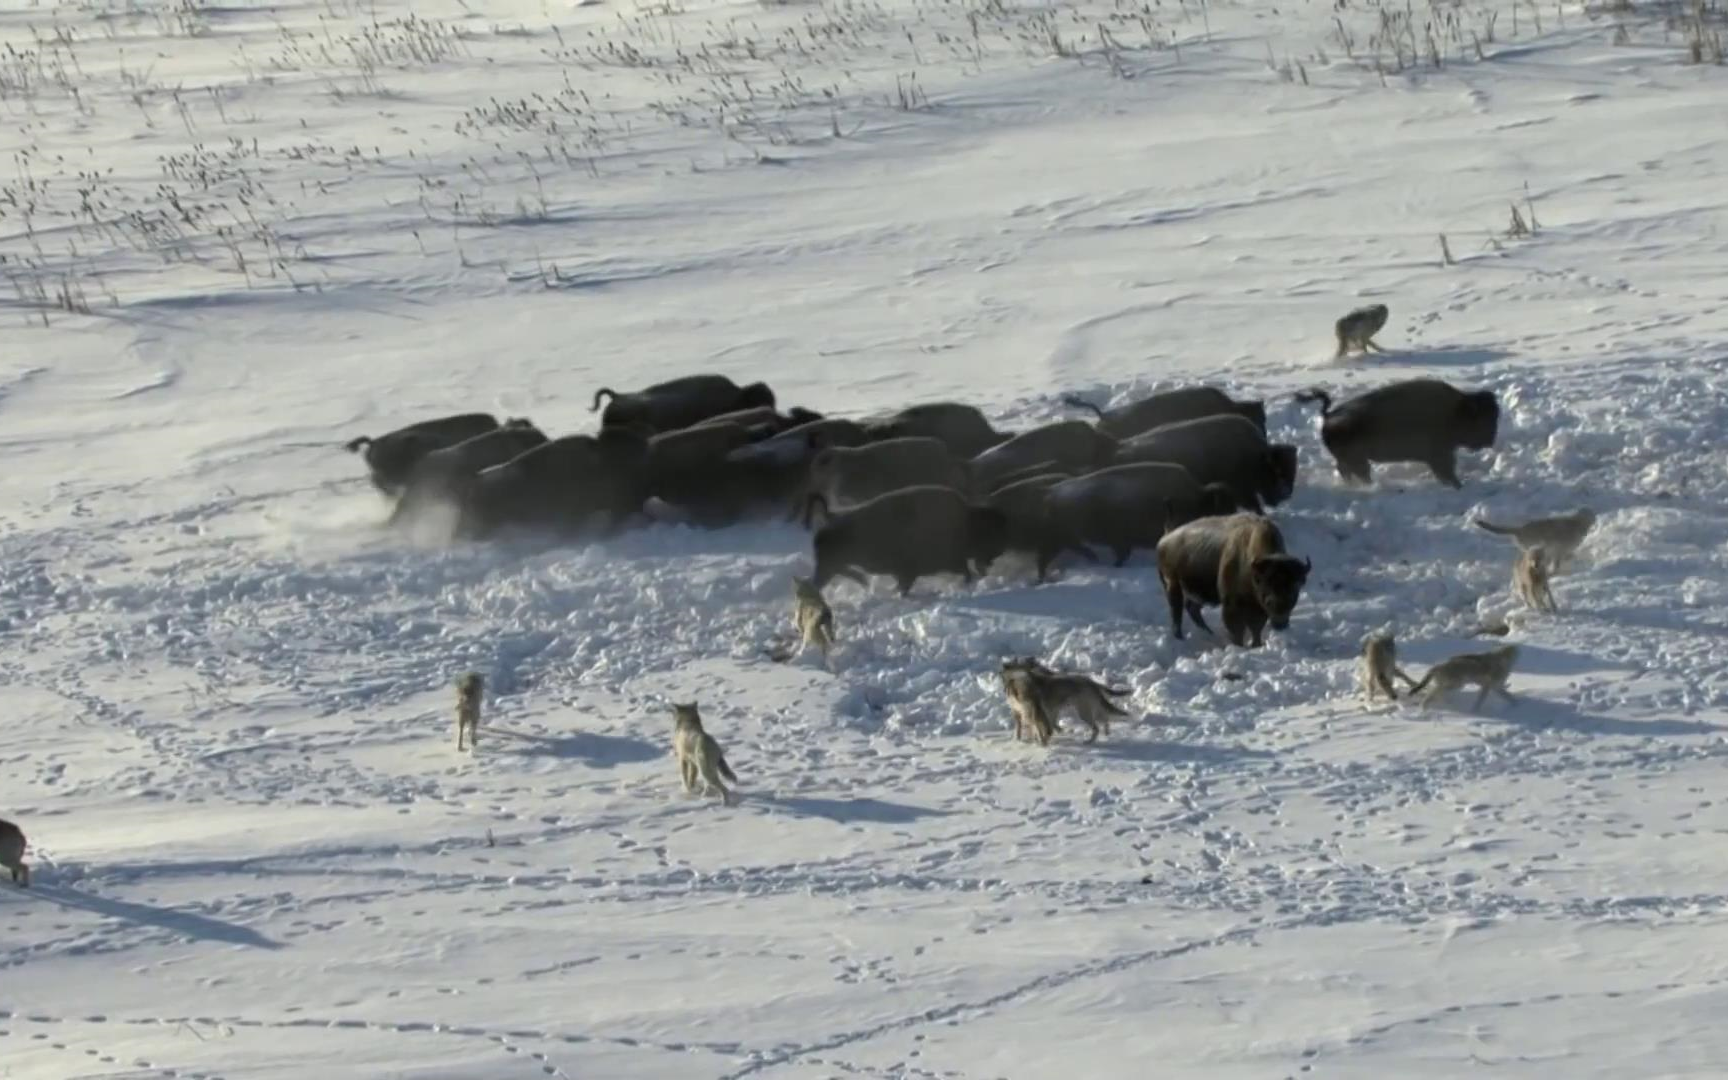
[1513,546,1560,613]
[792,575,835,660]
[1334,303,1390,359]
[1361,633,1418,703]
[1474,508,1596,570]
[455,672,484,751]
[1406,644,1521,712]
[672,702,739,805]
[1000,656,1132,744]
[999,658,1057,746]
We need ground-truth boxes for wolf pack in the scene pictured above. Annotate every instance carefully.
[0,310,1600,881]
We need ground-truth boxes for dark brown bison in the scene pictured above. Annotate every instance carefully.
[689,405,825,438]
[862,402,1008,458]
[388,423,551,529]
[1063,386,1267,439]
[0,817,28,887]
[808,485,1010,596]
[1155,513,1311,648]
[1043,462,1239,573]
[346,412,524,496]
[968,421,1119,493]
[806,437,967,519]
[456,429,651,541]
[645,422,802,527]
[983,472,1098,582]
[1113,414,1297,511]
[1296,378,1499,488]
[591,374,776,433]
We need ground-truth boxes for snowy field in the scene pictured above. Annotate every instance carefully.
[4,0,1728,1076]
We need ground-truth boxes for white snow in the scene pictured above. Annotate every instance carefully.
[5,0,1728,1076]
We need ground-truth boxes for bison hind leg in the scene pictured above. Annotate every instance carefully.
[1035,545,1060,583]
[1163,580,1188,639]
[1183,600,1217,639]
[1335,454,1373,486]
[1427,449,1463,489]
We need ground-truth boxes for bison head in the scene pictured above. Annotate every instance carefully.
[599,398,647,432]
[737,381,778,411]
[1456,390,1500,450]
[1251,553,1312,631]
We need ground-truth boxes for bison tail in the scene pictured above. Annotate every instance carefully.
[1060,393,1106,420]
[1158,498,1179,539]
[344,435,372,453]
[589,387,616,412]
[1293,388,1333,414]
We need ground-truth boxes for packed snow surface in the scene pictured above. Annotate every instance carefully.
[4,0,1728,1076]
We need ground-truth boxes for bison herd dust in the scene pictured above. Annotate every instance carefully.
[343,370,1501,656]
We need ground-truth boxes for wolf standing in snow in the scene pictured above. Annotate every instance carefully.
[999,658,1058,746]
[791,576,836,660]
[454,672,484,752]
[1361,633,1418,703]
[1475,508,1596,571]
[1513,547,1561,613]
[1000,656,1132,744]
[1407,644,1521,712]
[1334,303,1390,359]
[672,703,739,805]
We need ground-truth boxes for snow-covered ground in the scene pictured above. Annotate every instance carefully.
[5,0,1728,1076]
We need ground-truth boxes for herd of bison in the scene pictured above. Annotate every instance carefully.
[344,371,1501,648]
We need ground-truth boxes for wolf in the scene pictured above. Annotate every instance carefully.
[672,703,739,805]
[1000,658,1057,746]
[1406,644,1521,712]
[1474,508,1596,570]
[1000,656,1132,744]
[455,672,484,751]
[1334,303,1390,359]
[792,575,835,660]
[1513,546,1560,613]
[1361,633,1418,703]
